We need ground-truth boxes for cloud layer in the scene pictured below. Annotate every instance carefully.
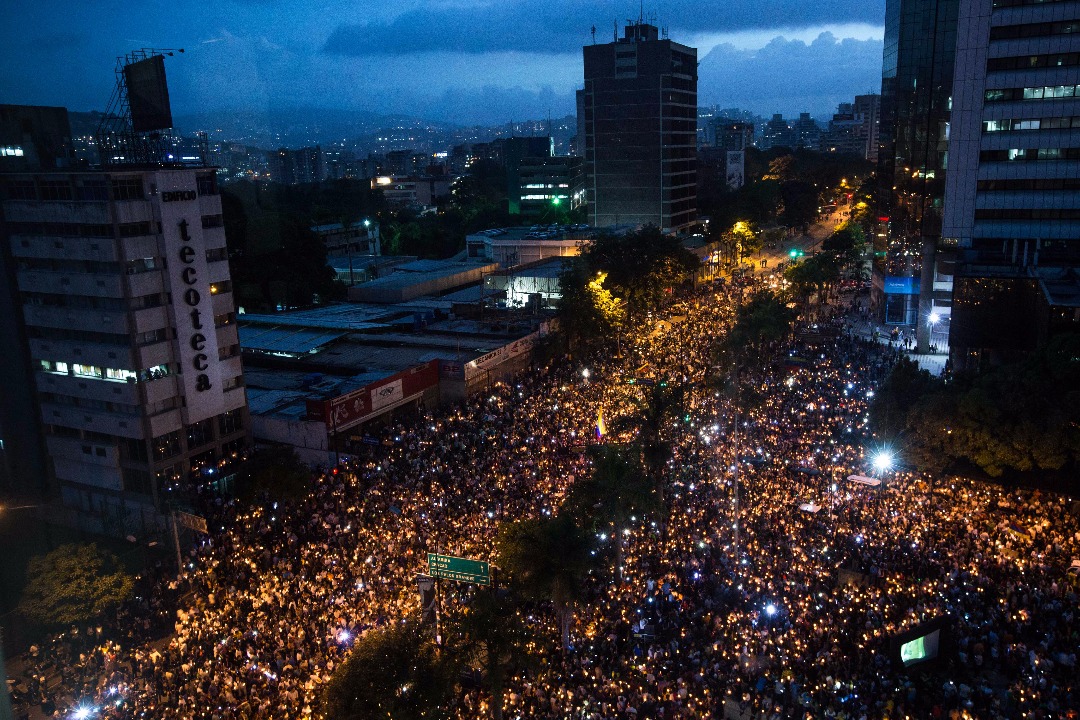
[0,1,887,127]
[699,33,885,117]
[325,0,886,56]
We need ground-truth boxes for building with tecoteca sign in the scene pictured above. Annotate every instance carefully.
[0,165,250,535]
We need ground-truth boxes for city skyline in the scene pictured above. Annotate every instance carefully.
[1,1,885,125]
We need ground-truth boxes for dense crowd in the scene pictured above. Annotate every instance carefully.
[10,276,1080,720]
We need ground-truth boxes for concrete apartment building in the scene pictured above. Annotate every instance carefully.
[0,164,249,534]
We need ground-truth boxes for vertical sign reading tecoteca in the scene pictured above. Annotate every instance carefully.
[154,170,225,425]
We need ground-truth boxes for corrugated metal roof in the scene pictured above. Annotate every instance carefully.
[239,325,348,354]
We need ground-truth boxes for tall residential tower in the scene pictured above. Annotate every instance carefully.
[0,164,249,534]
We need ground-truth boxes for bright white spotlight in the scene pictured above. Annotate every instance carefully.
[928,312,941,325]
[765,603,778,617]
[872,451,894,473]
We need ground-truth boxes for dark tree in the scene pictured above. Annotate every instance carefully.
[321,618,457,720]
[454,589,529,720]
[870,356,941,442]
[779,180,820,229]
[903,336,1080,478]
[495,515,592,651]
[19,544,134,628]
[567,445,657,576]
[720,291,796,358]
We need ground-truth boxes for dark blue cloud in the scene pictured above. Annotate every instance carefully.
[324,0,886,56]
[698,33,885,117]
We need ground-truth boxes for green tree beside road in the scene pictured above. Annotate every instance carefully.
[872,337,1080,484]
[18,544,134,628]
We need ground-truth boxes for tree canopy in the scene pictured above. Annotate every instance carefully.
[321,618,457,720]
[872,337,1080,480]
[720,291,796,358]
[495,514,593,650]
[556,226,699,349]
[19,543,134,628]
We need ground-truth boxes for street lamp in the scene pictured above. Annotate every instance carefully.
[871,450,894,474]
[927,312,941,352]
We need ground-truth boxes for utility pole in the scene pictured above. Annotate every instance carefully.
[171,509,183,576]
[733,406,740,567]
[0,626,13,720]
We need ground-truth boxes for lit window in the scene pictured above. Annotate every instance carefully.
[73,364,103,379]
[0,146,24,157]
[105,368,138,382]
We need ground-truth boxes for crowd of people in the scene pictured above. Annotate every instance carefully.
[10,275,1080,720]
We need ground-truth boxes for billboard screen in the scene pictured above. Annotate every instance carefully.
[124,56,173,133]
[890,616,951,670]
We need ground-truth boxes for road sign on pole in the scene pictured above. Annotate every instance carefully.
[426,553,490,586]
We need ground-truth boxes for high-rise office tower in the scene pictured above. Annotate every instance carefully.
[943,0,1080,370]
[761,114,793,150]
[580,21,697,233]
[854,94,882,163]
[877,0,959,346]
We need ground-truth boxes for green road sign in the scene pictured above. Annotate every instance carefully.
[427,553,490,585]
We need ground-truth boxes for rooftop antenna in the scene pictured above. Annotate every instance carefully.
[613,19,618,42]
[591,25,597,44]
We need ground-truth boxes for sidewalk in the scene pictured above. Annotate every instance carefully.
[845,314,948,376]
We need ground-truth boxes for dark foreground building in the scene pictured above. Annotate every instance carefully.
[580,21,697,233]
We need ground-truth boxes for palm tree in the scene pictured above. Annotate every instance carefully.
[495,515,592,652]
[610,381,688,538]
[453,589,528,720]
[567,445,657,579]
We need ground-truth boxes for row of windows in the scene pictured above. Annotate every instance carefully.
[978,177,1080,190]
[8,222,115,238]
[985,84,1080,102]
[974,208,1080,219]
[40,391,141,414]
[2,174,217,202]
[18,256,168,281]
[8,217,220,239]
[38,359,170,383]
[27,324,158,346]
[980,147,1080,161]
[153,408,244,461]
[984,116,1080,131]
[993,0,1073,7]
[988,52,1080,72]
[989,20,1080,41]
[18,257,120,274]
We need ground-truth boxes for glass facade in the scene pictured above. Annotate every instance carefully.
[877,0,959,340]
